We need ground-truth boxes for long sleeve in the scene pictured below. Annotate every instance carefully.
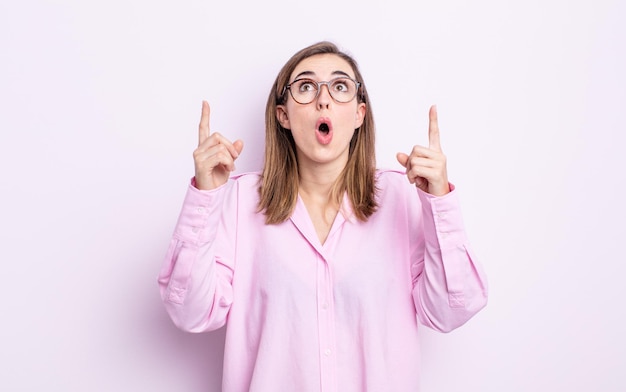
[410,185,488,332]
[157,179,238,333]
[157,171,487,391]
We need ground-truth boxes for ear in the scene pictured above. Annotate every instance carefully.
[276,105,291,129]
[354,102,366,129]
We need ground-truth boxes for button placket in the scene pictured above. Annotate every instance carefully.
[316,252,337,391]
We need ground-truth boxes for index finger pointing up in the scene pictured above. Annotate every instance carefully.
[198,100,211,146]
[428,104,442,152]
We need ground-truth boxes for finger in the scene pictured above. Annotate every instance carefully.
[414,176,427,189]
[428,105,442,152]
[233,139,244,156]
[198,100,211,146]
[410,144,439,158]
[396,152,409,168]
[408,156,438,170]
[198,132,240,159]
[196,145,237,171]
[407,166,439,183]
[202,136,241,161]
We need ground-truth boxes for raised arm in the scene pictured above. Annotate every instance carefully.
[400,106,488,332]
[158,101,242,332]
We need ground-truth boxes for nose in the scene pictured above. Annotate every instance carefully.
[316,83,331,109]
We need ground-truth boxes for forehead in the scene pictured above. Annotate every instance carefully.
[290,53,355,80]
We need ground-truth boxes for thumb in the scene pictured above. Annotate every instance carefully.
[396,152,409,168]
[233,139,244,156]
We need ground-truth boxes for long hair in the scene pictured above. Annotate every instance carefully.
[258,41,378,224]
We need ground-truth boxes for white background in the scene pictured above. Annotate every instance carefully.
[1,0,625,391]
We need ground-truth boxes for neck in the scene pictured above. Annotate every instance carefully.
[297,160,345,200]
[297,159,346,245]
[297,141,349,188]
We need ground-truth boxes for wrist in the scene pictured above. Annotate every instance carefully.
[427,181,450,196]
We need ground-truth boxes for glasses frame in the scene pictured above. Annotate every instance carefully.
[283,77,362,105]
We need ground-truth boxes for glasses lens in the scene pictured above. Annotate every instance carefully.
[329,78,357,103]
[291,79,318,104]
[289,78,358,104]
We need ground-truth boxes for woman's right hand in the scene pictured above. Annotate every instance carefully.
[193,101,244,190]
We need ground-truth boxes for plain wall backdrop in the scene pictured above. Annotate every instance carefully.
[1,0,625,390]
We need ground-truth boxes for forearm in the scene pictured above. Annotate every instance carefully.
[157,181,235,332]
[412,187,488,332]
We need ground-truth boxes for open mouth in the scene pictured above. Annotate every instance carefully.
[318,122,330,135]
[315,118,333,145]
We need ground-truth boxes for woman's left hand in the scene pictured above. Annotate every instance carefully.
[396,105,450,196]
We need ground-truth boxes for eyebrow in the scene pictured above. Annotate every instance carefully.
[292,70,352,80]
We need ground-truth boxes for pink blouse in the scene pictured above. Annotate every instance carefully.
[158,170,488,391]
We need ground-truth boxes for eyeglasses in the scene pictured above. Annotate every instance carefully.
[283,77,361,104]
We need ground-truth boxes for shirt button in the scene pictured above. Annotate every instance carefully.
[197,207,205,214]
[324,349,332,356]
[322,302,328,310]
[192,227,199,233]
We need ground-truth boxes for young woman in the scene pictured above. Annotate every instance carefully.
[159,41,488,391]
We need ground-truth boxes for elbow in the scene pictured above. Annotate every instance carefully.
[163,300,226,333]
[418,290,488,333]
[170,314,216,334]
[442,297,488,333]
[161,296,201,333]
[160,285,230,333]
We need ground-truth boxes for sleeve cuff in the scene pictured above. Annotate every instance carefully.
[173,178,230,244]
[417,183,468,250]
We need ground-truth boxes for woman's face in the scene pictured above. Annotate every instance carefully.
[276,54,366,171]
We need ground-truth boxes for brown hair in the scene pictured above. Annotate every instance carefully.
[258,41,378,224]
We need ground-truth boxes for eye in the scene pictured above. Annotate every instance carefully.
[297,79,317,93]
[332,78,351,93]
